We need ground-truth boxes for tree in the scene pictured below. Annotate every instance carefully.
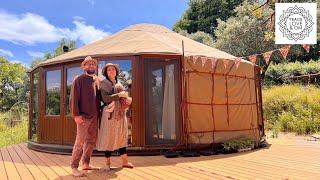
[173,0,245,36]
[0,57,28,111]
[214,1,275,57]
[30,38,77,69]
[177,29,214,47]
[53,38,77,57]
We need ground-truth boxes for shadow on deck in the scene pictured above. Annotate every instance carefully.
[1,137,320,180]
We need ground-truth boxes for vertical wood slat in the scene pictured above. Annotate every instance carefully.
[131,55,142,146]
[39,67,45,143]
[61,65,66,145]
[140,55,146,146]
[28,73,33,141]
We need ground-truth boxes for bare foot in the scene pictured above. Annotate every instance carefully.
[122,162,134,168]
[99,165,111,172]
[82,164,99,170]
[72,168,85,177]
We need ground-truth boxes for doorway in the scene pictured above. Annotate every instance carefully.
[144,58,181,145]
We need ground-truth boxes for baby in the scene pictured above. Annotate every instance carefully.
[105,84,132,120]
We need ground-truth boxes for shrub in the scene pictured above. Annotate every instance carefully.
[0,102,29,148]
[263,85,320,135]
[223,137,256,152]
[0,119,28,148]
[264,60,320,86]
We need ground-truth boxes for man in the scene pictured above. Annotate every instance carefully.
[70,56,101,177]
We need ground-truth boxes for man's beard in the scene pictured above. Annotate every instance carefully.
[86,70,95,74]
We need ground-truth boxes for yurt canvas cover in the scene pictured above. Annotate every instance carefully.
[181,55,263,145]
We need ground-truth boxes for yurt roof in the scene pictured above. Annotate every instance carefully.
[37,23,237,67]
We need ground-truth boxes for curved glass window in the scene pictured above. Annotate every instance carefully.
[66,66,83,115]
[46,70,61,115]
[31,72,39,141]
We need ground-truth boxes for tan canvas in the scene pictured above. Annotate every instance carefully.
[35,24,237,68]
[184,56,262,144]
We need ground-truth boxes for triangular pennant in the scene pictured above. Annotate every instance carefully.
[303,44,310,53]
[201,57,207,67]
[184,56,189,62]
[234,57,242,68]
[280,46,290,59]
[191,56,197,64]
[210,57,218,71]
[223,59,229,69]
[248,55,257,64]
[196,56,202,64]
[263,51,273,64]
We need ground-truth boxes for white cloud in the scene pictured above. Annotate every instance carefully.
[27,51,44,58]
[11,60,27,66]
[0,48,14,57]
[69,17,110,44]
[0,11,110,45]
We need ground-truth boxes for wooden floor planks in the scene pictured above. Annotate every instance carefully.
[0,139,319,180]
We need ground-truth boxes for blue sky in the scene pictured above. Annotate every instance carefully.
[0,0,188,67]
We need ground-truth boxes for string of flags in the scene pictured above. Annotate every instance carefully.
[186,44,312,71]
[241,44,311,65]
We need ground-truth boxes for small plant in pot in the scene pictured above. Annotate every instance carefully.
[222,137,256,153]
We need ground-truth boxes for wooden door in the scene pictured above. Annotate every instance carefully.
[63,64,83,145]
[41,67,63,144]
[144,58,181,145]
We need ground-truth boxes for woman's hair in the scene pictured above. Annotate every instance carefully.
[104,66,118,83]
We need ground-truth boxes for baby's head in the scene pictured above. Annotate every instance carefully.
[114,83,125,93]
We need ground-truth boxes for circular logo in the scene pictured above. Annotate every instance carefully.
[278,5,314,41]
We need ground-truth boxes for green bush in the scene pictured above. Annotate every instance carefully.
[0,119,28,148]
[263,85,320,135]
[264,60,320,86]
[0,103,29,148]
[223,137,255,151]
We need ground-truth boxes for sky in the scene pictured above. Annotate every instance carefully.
[0,0,188,67]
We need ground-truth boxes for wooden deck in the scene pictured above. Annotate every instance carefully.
[1,137,320,180]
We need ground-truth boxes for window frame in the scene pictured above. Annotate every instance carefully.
[44,66,63,117]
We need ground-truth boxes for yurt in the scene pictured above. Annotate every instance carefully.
[28,23,264,154]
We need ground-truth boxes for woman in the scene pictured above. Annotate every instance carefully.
[96,63,134,170]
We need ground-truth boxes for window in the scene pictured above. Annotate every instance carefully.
[31,72,39,141]
[46,70,61,115]
[144,59,180,145]
[66,66,83,115]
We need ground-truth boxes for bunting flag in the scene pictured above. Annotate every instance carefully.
[190,55,199,64]
[223,59,229,69]
[263,51,273,64]
[210,57,218,71]
[196,56,202,64]
[234,57,242,68]
[248,55,257,64]
[234,43,312,67]
[280,46,291,59]
[201,56,207,67]
[303,44,311,53]
[185,56,190,62]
